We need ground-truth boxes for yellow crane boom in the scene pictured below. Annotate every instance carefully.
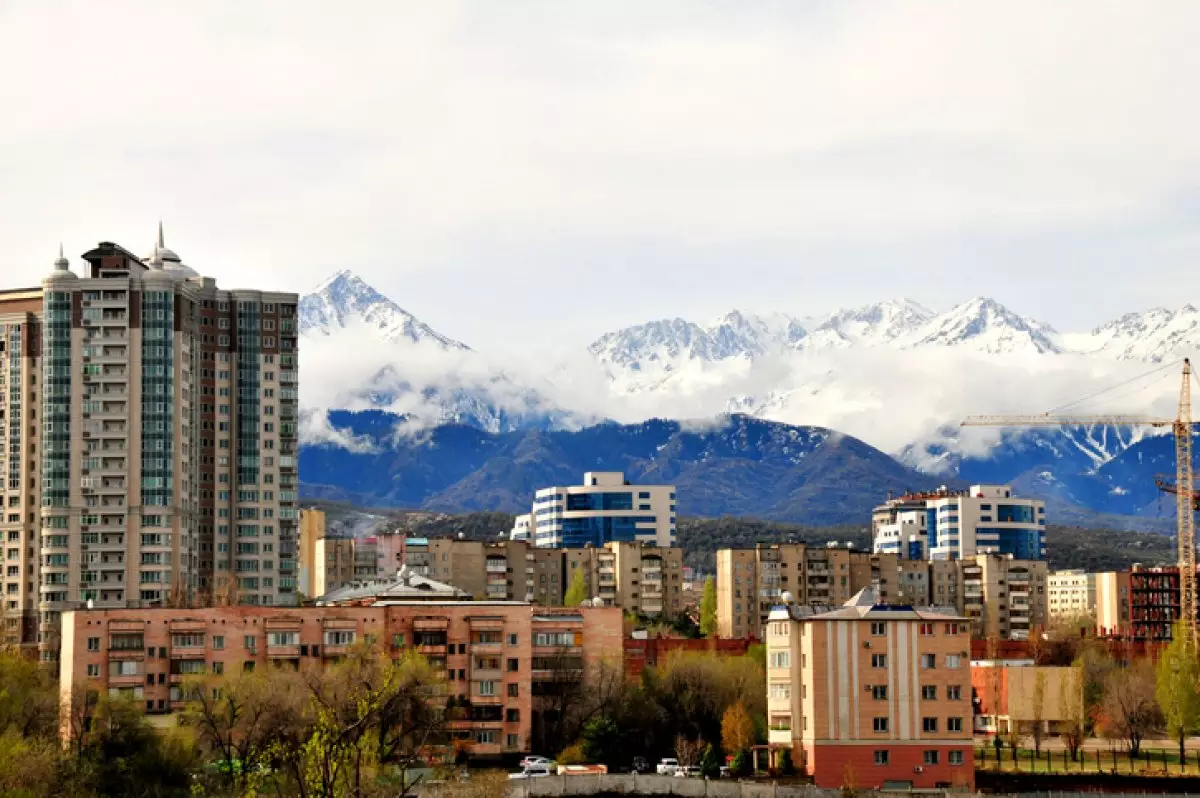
[962,358,1195,643]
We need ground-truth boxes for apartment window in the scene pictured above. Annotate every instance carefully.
[171,633,204,648]
[922,685,937,700]
[269,631,299,646]
[873,717,888,733]
[506,708,520,723]
[507,683,519,698]
[923,750,939,766]
[478,681,497,697]
[919,623,935,636]
[874,750,889,766]
[768,651,790,669]
[506,733,519,749]
[946,685,962,700]
[244,635,257,650]
[870,622,886,636]
[922,717,938,733]
[213,662,225,675]
[324,630,356,647]
[947,717,963,732]
[946,654,962,669]
[949,750,964,766]
[871,685,888,700]
[212,635,224,650]
[507,658,518,672]
[871,654,887,668]
[87,664,100,677]
[921,653,936,669]
[508,633,518,646]
[87,637,100,652]
[769,683,791,700]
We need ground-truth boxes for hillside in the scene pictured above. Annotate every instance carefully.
[300,412,945,525]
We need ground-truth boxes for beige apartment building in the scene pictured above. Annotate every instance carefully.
[962,555,1047,641]
[1047,569,1096,622]
[765,589,974,789]
[563,540,685,615]
[716,544,904,639]
[1,234,299,660]
[299,532,683,616]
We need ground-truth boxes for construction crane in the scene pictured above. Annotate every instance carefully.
[1155,476,1200,511]
[962,358,1195,642]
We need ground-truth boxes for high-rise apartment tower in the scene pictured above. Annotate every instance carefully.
[0,230,299,661]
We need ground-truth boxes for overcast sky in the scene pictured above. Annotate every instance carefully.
[3,1,1199,354]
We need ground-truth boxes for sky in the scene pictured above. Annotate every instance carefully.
[3,1,1200,356]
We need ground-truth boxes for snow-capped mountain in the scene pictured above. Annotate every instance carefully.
[798,298,935,350]
[896,297,1060,355]
[590,296,1058,373]
[299,269,470,350]
[588,311,790,372]
[1063,304,1200,362]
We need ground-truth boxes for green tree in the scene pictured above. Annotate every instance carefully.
[778,747,795,776]
[564,569,588,607]
[699,577,717,637]
[699,743,722,779]
[580,715,625,767]
[1157,620,1200,762]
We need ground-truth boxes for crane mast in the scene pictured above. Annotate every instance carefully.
[1177,359,1195,644]
[963,358,1196,642]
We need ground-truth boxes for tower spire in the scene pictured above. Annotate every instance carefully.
[157,220,165,249]
[53,243,68,270]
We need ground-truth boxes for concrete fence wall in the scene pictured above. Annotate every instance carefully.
[502,774,938,797]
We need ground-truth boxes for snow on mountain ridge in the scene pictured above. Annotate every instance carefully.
[298,269,470,351]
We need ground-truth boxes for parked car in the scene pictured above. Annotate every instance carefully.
[631,756,650,774]
[508,765,553,780]
[674,765,702,778]
[520,756,554,769]
[656,758,679,775]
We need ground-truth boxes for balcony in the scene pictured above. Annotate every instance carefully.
[485,561,507,574]
[268,644,301,659]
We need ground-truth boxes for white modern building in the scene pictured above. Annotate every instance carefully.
[872,507,928,560]
[525,471,676,548]
[872,485,1045,562]
[1047,569,1096,621]
[509,513,532,542]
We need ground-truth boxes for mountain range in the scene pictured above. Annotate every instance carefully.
[296,270,1200,526]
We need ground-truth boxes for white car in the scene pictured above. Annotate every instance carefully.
[520,756,554,769]
[674,766,702,778]
[509,765,553,780]
[657,758,679,775]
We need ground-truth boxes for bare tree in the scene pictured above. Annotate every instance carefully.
[1102,659,1161,759]
[1060,665,1086,761]
[674,735,704,768]
[1031,670,1047,756]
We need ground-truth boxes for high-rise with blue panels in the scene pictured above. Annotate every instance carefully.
[514,471,676,548]
[872,484,1046,562]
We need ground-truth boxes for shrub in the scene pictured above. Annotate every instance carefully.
[779,748,795,776]
[558,742,587,765]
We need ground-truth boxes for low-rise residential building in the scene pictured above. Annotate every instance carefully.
[970,662,1079,736]
[716,544,903,639]
[563,541,686,616]
[765,589,974,790]
[59,601,624,756]
[527,471,677,548]
[1047,570,1096,622]
[961,555,1047,641]
[312,537,355,598]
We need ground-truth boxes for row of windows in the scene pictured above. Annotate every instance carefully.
[873,749,965,766]
[872,716,964,733]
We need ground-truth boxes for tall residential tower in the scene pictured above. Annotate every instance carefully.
[1,231,299,661]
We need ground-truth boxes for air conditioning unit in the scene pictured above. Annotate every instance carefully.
[863,684,873,693]
[913,766,924,773]
[862,641,871,648]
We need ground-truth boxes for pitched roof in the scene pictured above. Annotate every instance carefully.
[316,565,472,605]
